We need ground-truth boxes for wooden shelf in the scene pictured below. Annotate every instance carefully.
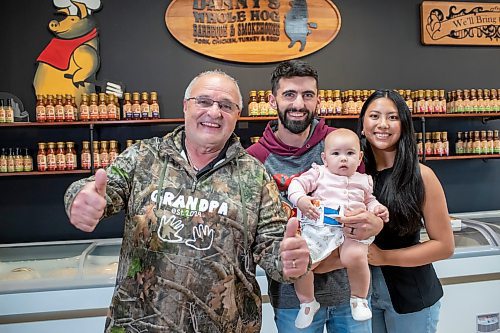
[238,115,359,121]
[411,112,500,118]
[421,154,500,161]
[0,169,92,177]
[0,119,185,127]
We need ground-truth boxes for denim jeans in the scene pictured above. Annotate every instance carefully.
[274,302,372,333]
[371,266,441,333]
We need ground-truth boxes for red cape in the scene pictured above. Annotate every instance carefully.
[37,28,98,70]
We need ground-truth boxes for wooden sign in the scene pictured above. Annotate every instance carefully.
[165,0,341,63]
[421,1,500,46]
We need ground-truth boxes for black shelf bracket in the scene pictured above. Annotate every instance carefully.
[482,116,500,124]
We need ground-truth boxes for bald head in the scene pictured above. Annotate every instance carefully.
[325,128,361,151]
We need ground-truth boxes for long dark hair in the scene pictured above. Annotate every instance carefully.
[357,90,424,235]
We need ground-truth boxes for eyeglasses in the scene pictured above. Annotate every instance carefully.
[186,96,240,114]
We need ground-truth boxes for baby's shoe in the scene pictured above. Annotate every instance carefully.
[350,296,372,321]
[295,299,321,328]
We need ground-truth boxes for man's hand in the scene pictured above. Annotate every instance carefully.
[279,217,310,279]
[338,208,383,241]
[69,169,107,232]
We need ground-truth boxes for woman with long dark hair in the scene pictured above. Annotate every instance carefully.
[355,90,454,332]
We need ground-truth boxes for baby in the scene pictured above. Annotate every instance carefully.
[288,128,389,328]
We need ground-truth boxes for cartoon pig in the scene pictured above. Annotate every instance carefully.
[33,0,102,105]
[284,0,317,51]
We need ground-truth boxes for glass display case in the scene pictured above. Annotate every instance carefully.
[0,239,120,294]
[2,211,500,333]
[434,211,500,333]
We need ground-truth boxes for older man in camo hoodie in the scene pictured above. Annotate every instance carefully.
[64,70,310,333]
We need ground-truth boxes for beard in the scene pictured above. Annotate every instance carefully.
[277,106,315,134]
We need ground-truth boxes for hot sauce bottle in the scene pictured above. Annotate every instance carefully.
[56,142,66,171]
[0,99,6,123]
[23,148,33,172]
[89,93,99,121]
[7,148,15,173]
[45,95,56,122]
[55,94,65,122]
[37,143,47,172]
[109,140,119,164]
[141,92,150,120]
[46,142,57,171]
[258,90,268,116]
[64,94,75,121]
[81,141,91,170]
[318,90,327,116]
[494,130,500,154]
[132,92,141,120]
[266,90,276,116]
[36,94,46,122]
[248,91,259,117]
[98,93,108,121]
[100,140,110,169]
[79,94,90,121]
[93,140,101,169]
[107,94,118,120]
[333,90,342,115]
[150,92,160,119]
[123,93,132,120]
[438,90,446,114]
[65,142,77,170]
[0,148,8,173]
[5,99,14,123]
[14,148,24,172]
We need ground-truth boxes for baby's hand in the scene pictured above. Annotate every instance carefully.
[297,196,321,220]
[374,205,389,223]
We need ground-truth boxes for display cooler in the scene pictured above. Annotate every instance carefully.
[435,210,500,333]
[1,211,500,333]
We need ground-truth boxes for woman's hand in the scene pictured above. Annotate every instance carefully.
[368,244,385,266]
[338,208,383,241]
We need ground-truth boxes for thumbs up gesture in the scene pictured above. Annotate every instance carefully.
[279,217,310,279]
[69,169,108,232]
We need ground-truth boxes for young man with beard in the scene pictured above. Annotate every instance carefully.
[247,60,383,333]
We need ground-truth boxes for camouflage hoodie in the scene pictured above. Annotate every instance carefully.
[64,126,288,333]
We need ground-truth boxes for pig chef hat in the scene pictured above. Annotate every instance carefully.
[53,0,102,15]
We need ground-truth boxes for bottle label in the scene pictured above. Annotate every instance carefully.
[151,104,160,118]
[123,104,132,119]
[47,154,57,171]
[55,105,65,121]
[37,154,47,171]
[141,103,150,119]
[23,156,33,172]
[80,105,90,120]
[98,105,108,120]
[107,104,117,120]
[81,152,91,169]
[0,158,7,172]
[100,152,109,168]
[90,105,99,120]
[64,105,75,121]
[93,152,101,168]
[109,151,118,164]
[15,158,24,172]
[132,104,141,119]
[248,102,259,116]
[66,154,76,170]
[56,153,66,170]
[36,105,46,122]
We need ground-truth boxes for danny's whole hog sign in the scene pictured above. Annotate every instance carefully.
[165,0,341,63]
